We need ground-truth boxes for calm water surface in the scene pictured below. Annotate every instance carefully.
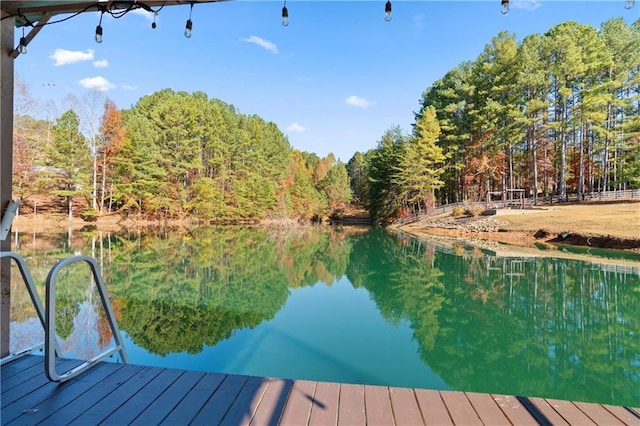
[9,226,640,406]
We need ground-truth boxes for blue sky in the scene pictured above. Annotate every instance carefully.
[14,1,638,162]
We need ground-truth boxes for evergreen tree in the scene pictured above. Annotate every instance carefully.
[42,110,91,220]
[320,161,353,214]
[516,33,550,203]
[367,126,407,224]
[395,107,445,214]
[346,151,369,204]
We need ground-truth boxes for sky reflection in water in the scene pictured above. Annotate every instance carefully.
[10,226,640,406]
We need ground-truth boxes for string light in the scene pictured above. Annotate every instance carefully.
[152,11,158,29]
[185,3,193,38]
[18,27,27,54]
[95,11,104,43]
[501,0,510,14]
[282,1,289,27]
[384,0,392,22]
[625,0,635,9]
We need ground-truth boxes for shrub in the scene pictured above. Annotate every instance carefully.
[467,205,486,217]
[452,206,466,216]
[330,208,345,220]
[80,209,99,222]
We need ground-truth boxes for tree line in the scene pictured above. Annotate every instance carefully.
[13,88,352,221]
[14,18,639,225]
[348,18,639,224]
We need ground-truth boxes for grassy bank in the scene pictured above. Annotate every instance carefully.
[402,200,640,252]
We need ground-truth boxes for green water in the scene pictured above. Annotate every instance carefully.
[10,226,640,406]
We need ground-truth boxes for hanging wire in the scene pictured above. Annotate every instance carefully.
[2,2,166,27]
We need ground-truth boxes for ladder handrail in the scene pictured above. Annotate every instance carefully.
[0,251,61,365]
[45,255,128,382]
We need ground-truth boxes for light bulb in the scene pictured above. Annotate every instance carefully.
[282,6,289,27]
[501,0,510,14]
[185,19,192,38]
[95,25,103,43]
[18,37,27,54]
[625,0,635,9]
[384,1,392,22]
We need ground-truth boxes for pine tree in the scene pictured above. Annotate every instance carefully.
[395,107,445,214]
[42,110,91,221]
[367,126,406,223]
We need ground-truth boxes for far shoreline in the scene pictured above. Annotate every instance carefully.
[10,200,640,256]
[395,200,640,254]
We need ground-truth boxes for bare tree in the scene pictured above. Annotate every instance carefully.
[66,90,105,212]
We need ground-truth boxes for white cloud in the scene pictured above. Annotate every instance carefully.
[121,84,139,90]
[512,0,541,11]
[130,8,155,21]
[286,123,307,133]
[78,76,116,92]
[50,49,94,66]
[243,36,279,54]
[345,95,372,108]
[93,59,108,68]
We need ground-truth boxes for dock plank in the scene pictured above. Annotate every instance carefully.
[220,375,269,426]
[191,373,249,425]
[415,389,453,426]
[390,387,423,425]
[3,356,638,426]
[602,405,640,425]
[309,381,339,426]
[101,367,184,425]
[466,392,510,425]
[279,379,316,425]
[575,401,627,425]
[1,356,50,395]
[250,378,292,426]
[528,396,571,425]
[363,385,393,426]
[492,394,538,425]
[68,365,163,425]
[155,371,223,426]
[1,359,80,408]
[440,391,482,425]
[41,362,146,425]
[628,407,640,418]
[5,362,124,425]
[544,399,598,425]
[337,383,365,426]
[0,354,41,380]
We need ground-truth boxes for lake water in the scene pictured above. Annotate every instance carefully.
[9,226,640,406]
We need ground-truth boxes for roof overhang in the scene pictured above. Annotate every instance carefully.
[1,1,225,58]
[1,1,224,27]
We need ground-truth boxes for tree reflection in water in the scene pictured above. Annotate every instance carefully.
[10,226,640,406]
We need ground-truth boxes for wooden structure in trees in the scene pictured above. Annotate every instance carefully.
[486,189,526,210]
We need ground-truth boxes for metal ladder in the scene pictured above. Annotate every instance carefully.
[0,251,59,365]
[0,251,128,382]
[45,255,129,382]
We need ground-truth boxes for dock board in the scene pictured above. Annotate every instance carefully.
[2,355,639,425]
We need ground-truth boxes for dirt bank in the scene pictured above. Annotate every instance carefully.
[399,213,640,253]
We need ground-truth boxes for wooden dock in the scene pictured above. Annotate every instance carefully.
[2,355,640,425]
